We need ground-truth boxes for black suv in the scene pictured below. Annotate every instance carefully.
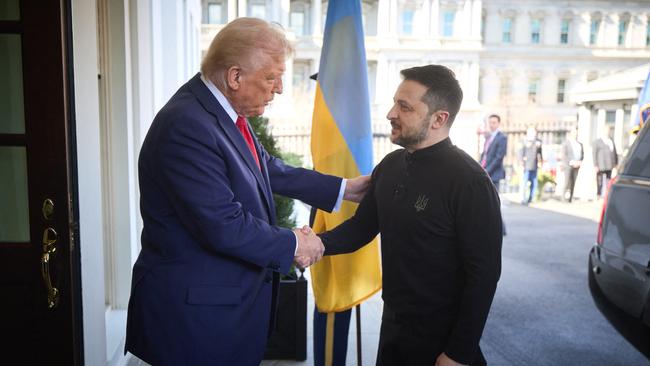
[589,120,650,328]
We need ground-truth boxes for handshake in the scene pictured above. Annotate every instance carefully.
[292,225,324,268]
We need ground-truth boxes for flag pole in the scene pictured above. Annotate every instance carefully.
[356,304,362,366]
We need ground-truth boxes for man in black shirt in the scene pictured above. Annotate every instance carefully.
[317,65,502,366]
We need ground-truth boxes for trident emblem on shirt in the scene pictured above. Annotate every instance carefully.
[414,195,429,212]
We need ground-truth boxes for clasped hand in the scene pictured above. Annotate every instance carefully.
[293,225,324,268]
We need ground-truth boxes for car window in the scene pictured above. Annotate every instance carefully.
[624,125,650,178]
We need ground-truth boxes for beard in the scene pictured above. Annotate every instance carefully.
[390,117,430,149]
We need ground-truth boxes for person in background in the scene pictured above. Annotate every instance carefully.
[480,113,508,235]
[480,114,508,190]
[561,127,583,203]
[593,125,618,199]
[520,126,543,205]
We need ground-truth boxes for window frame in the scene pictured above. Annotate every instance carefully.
[557,79,566,104]
[560,19,570,44]
[530,18,541,44]
[590,18,601,45]
[441,10,455,37]
[502,17,513,43]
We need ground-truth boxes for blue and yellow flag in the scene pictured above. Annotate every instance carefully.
[633,68,650,134]
[309,0,381,313]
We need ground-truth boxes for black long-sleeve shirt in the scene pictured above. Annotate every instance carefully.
[321,138,502,364]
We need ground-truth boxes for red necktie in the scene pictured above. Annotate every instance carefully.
[235,116,260,169]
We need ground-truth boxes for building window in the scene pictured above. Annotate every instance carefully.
[528,79,539,103]
[442,10,455,37]
[560,19,569,44]
[618,19,629,46]
[557,79,566,103]
[531,19,541,44]
[647,21,650,46]
[590,19,600,45]
[500,77,511,102]
[207,3,223,24]
[502,18,512,43]
[250,3,266,19]
[290,11,305,36]
[401,9,414,35]
[292,61,309,95]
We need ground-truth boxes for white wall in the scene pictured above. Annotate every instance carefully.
[73,0,202,365]
[71,0,107,365]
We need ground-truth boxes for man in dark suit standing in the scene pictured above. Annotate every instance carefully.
[561,127,583,202]
[593,125,618,199]
[480,114,508,189]
[125,18,369,365]
[480,114,507,235]
[318,65,502,366]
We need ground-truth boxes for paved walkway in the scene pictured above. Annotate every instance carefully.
[262,195,608,366]
[501,193,603,223]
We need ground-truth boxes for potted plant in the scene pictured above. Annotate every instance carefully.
[249,116,308,361]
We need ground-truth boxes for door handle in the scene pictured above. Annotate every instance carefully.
[41,227,59,309]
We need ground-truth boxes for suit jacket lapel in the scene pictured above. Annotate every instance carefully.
[188,74,274,216]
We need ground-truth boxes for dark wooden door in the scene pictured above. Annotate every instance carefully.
[0,1,82,364]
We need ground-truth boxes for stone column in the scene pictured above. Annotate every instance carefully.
[270,0,280,24]
[596,108,606,139]
[389,0,398,35]
[577,11,590,46]
[630,103,640,146]
[539,69,554,106]
[481,67,499,106]
[575,105,595,200]
[311,0,321,36]
[376,56,389,104]
[544,10,561,46]
[419,0,431,37]
[467,61,480,106]
[471,0,482,39]
[614,108,625,153]
[280,0,290,29]
[238,0,247,17]
[484,7,499,43]
[283,57,293,100]
[456,0,471,38]
[377,0,390,37]
[228,0,237,22]
[515,9,529,45]
[603,13,618,48]
[430,0,440,38]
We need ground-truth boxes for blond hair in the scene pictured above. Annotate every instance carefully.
[201,18,293,89]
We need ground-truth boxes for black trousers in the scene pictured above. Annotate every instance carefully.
[564,167,579,202]
[376,305,487,366]
[596,170,612,197]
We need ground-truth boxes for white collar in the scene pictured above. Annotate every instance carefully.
[200,74,238,124]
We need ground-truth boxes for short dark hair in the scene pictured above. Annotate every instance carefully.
[400,65,463,126]
[488,114,501,122]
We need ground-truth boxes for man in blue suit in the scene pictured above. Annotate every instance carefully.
[125,18,369,365]
[480,114,507,189]
[480,114,507,235]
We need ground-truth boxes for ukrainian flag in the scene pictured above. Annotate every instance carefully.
[309,1,382,364]
[633,68,650,134]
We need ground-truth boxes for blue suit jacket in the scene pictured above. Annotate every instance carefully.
[481,131,507,183]
[125,74,341,365]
